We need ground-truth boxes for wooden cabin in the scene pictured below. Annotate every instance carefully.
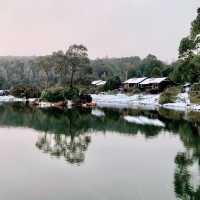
[123,77,147,89]
[139,77,173,93]
[181,83,191,93]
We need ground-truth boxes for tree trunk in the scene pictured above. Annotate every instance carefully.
[63,63,68,87]
[70,70,74,89]
[45,71,49,89]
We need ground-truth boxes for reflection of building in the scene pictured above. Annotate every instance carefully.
[36,133,91,165]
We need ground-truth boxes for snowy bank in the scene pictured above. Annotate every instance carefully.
[91,94,160,110]
[92,92,200,112]
[161,91,193,112]
[0,95,24,102]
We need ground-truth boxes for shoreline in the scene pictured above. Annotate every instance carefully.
[91,94,200,112]
[1,93,200,112]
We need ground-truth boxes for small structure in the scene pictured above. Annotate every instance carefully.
[182,83,191,93]
[91,80,106,86]
[123,77,147,89]
[139,77,173,92]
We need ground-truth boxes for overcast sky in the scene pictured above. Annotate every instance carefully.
[0,0,199,61]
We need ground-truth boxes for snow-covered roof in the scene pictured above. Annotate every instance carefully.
[123,77,147,84]
[183,83,191,87]
[91,80,106,86]
[139,77,169,85]
[96,81,106,86]
[91,80,103,85]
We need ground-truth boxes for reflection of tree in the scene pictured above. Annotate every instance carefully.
[174,152,200,199]
[64,135,91,164]
[35,108,92,165]
[173,121,200,199]
[0,103,165,137]
[36,133,91,165]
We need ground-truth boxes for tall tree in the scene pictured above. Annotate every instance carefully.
[191,8,200,40]
[66,45,89,88]
[39,56,53,88]
[151,67,161,77]
[52,51,69,86]
[179,37,194,58]
[179,8,200,58]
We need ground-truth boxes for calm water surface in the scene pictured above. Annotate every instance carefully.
[0,103,199,200]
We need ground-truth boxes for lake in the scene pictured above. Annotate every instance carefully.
[0,103,199,200]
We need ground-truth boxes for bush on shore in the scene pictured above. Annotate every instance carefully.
[125,87,141,95]
[40,87,92,104]
[63,87,79,101]
[104,76,121,91]
[11,85,41,99]
[40,87,65,102]
[159,86,180,104]
[190,83,200,104]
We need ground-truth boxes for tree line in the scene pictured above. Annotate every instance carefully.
[0,53,173,90]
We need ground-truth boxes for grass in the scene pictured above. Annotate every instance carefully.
[189,83,200,104]
[159,108,184,120]
[126,87,142,96]
[188,111,200,124]
[159,86,181,105]
[190,91,200,104]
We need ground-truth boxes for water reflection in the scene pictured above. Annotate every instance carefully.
[174,152,200,199]
[36,133,91,165]
[0,103,199,199]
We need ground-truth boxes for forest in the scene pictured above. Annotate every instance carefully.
[0,54,169,89]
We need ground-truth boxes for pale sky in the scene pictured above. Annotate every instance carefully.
[0,0,199,61]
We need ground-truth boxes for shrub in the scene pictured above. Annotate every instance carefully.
[159,95,175,105]
[159,86,180,104]
[40,87,81,103]
[79,94,92,104]
[40,87,65,102]
[126,87,141,95]
[11,85,41,99]
[87,86,105,94]
[104,76,121,91]
[63,87,79,101]
[190,83,200,104]
[151,67,161,77]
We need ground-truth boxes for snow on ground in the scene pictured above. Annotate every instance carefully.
[124,115,165,127]
[91,94,160,110]
[0,95,23,102]
[161,90,192,112]
[177,92,190,105]
[92,91,200,112]
[190,104,200,111]
[161,102,188,112]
